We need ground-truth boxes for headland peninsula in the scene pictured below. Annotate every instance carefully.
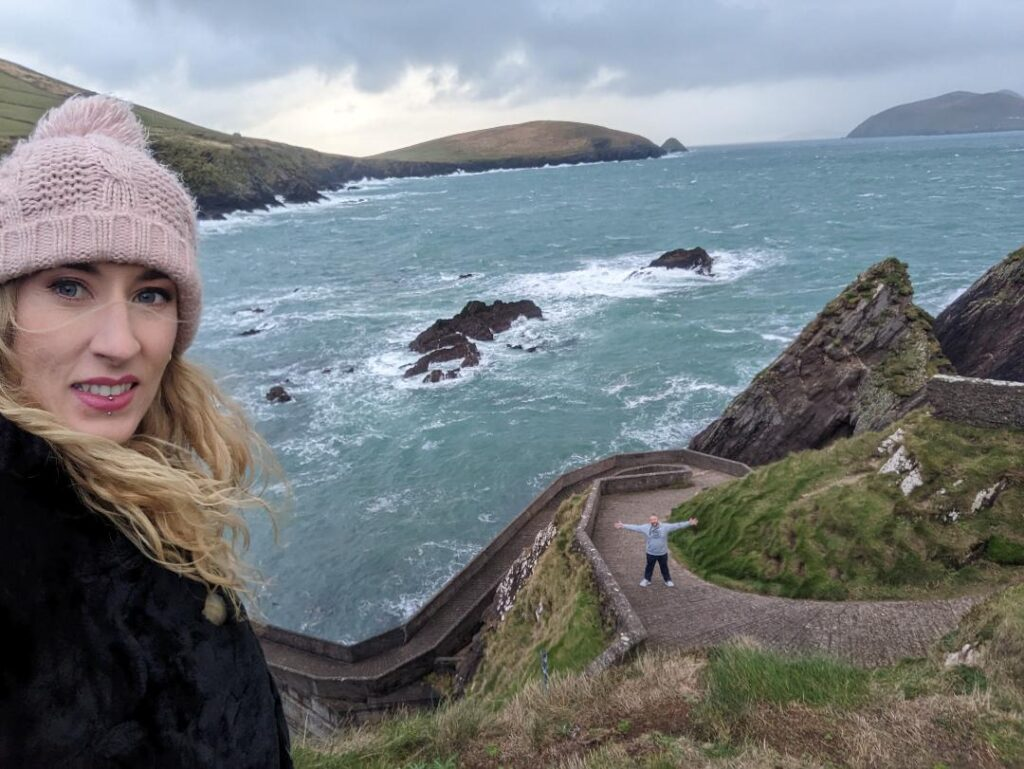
[0,57,667,220]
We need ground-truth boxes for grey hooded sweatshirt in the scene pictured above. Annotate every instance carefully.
[620,521,693,556]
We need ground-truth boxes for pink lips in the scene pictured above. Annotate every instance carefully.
[71,376,139,413]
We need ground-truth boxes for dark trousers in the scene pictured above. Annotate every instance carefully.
[644,553,671,582]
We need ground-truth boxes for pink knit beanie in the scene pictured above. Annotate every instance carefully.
[0,95,201,351]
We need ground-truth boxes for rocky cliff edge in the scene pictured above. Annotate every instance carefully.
[689,258,950,465]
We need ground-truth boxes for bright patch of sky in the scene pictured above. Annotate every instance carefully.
[2,0,1022,155]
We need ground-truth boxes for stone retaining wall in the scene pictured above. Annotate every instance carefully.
[927,374,1024,430]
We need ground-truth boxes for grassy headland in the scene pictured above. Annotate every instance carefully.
[1,58,664,219]
[671,409,1024,600]
[373,120,662,167]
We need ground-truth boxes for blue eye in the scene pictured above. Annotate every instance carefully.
[51,279,84,299]
[136,288,173,305]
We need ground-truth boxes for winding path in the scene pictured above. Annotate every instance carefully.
[590,468,982,665]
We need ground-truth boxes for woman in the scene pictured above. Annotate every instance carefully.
[0,96,293,767]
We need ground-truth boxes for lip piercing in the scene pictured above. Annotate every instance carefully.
[106,411,112,416]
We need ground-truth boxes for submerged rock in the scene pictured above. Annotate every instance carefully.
[648,246,714,276]
[689,258,951,465]
[932,245,1024,382]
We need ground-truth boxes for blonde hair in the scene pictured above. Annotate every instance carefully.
[0,282,281,618]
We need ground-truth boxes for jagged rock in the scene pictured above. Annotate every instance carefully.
[877,428,905,456]
[266,385,292,403]
[404,335,481,378]
[648,246,714,275]
[410,299,543,353]
[408,299,542,382]
[661,137,688,153]
[238,328,262,337]
[878,445,924,496]
[933,245,1024,382]
[690,259,952,465]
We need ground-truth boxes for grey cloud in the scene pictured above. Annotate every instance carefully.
[9,0,1024,99]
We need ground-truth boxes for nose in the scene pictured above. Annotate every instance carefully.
[88,301,142,362]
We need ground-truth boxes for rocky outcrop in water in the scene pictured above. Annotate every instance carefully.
[932,245,1024,382]
[648,246,714,275]
[407,299,543,382]
[266,385,292,403]
[689,258,951,465]
[661,137,688,153]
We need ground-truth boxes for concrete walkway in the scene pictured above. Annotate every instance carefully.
[590,469,981,666]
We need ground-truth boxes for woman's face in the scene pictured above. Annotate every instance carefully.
[13,262,179,444]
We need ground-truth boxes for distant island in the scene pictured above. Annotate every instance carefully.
[372,120,662,167]
[0,58,668,219]
[848,89,1024,138]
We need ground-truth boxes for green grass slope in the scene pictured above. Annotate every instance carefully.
[0,58,372,217]
[372,120,663,166]
[671,409,1024,600]
[293,584,1024,768]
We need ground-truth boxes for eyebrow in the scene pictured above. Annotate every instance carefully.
[59,263,171,281]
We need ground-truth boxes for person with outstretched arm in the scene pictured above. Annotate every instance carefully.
[614,515,698,586]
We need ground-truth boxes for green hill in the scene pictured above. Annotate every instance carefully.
[1,58,667,218]
[373,120,663,167]
[848,90,1024,138]
[671,408,1024,601]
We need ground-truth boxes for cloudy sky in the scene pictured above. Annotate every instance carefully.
[3,0,1022,155]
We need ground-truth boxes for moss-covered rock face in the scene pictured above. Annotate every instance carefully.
[690,258,950,466]
[933,244,1024,383]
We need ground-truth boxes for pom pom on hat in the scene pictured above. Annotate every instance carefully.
[30,94,149,151]
[0,95,201,351]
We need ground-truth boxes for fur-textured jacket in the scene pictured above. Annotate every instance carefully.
[0,417,293,768]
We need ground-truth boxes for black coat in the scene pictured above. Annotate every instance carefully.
[0,417,293,768]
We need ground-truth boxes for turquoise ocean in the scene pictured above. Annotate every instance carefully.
[193,132,1024,643]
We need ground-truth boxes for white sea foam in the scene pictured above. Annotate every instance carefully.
[504,248,783,303]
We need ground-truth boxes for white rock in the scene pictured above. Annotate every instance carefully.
[879,445,913,474]
[971,479,1008,513]
[943,509,962,524]
[944,643,981,668]
[899,466,924,496]
[877,428,905,456]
